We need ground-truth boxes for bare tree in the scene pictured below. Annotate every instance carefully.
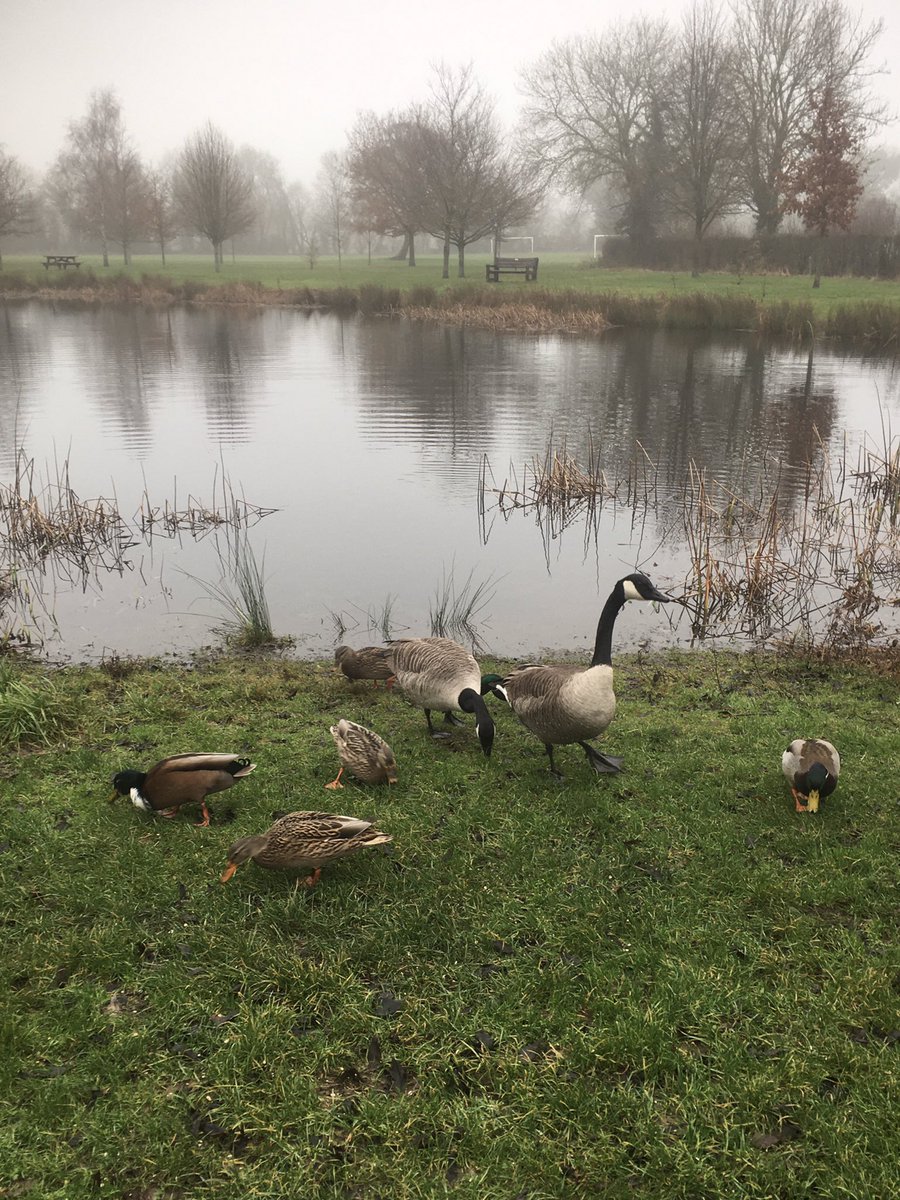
[666,2,743,273]
[416,63,538,278]
[316,151,351,267]
[51,89,137,266]
[0,148,37,269]
[238,147,295,252]
[731,0,882,236]
[145,167,178,265]
[174,122,255,270]
[346,110,429,266]
[521,20,675,244]
[284,180,316,260]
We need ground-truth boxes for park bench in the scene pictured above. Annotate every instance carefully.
[485,256,539,282]
[42,255,82,270]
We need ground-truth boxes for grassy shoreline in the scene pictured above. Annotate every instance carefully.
[3,254,900,348]
[2,648,898,1198]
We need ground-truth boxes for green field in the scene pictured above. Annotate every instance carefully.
[2,650,898,1198]
[5,252,900,317]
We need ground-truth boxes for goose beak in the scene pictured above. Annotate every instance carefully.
[649,586,674,604]
[220,862,238,883]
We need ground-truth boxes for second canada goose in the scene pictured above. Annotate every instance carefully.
[782,739,840,812]
[492,573,672,779]
[388,636,496,757]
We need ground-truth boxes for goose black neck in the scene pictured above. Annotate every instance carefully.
[591,583,625,667]
[458,687,485,716]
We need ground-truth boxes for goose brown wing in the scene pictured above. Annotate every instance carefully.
[389,637,475,677]
[502,664,582,704]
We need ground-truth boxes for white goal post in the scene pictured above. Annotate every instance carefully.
[490,235,535,257]
[593,234,612,259]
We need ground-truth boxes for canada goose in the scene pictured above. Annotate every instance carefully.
[782,739,840,812]
[111,753,256,826]
[327,719,398,788]
[334,645,395,688]
[491,573,672,779]
[220,811,392,888]
[388,636,496,757]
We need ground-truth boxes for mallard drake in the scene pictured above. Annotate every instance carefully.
[111,753,256,826]
[220,811,392,888]
[782,739,840,812]
[327,719,398,789]
[334,645,395,688]
[490,573,672,779]
[388,636,496,757]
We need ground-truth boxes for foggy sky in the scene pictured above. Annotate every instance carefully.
[3,0,899,186]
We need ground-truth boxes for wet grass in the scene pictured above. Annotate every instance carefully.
[1,650,898,1199]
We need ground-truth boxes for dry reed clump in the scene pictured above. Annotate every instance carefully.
[404,302,611,335]
[480,428,900,655]
[0,450,276,646]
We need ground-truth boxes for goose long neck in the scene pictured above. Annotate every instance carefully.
[591,587,625,667]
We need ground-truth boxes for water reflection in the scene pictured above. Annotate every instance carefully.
[0,300,897,661]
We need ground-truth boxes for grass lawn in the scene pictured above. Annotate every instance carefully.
[5,252,900,317]
[1,649,898,1198]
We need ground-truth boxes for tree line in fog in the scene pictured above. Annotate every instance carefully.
[1,0,898,275]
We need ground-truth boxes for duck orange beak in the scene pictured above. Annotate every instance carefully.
[220,862,238,883]
[806,790,820,814]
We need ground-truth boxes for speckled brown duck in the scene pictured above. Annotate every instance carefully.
[220,811,393,888]
[327,719,398,789]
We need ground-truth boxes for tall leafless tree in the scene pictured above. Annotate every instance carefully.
[315,151,351,267]
[174,122,255,270]
[51,89,138,266]
[0,148,37,268]
[346,110,428,266]
[666,2,743,272]
[145,167,178,266]
[731,0,882,236]
[417,63,539,278]
[521,19,675,244]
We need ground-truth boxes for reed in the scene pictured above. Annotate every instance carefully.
[183,531,282,649]
[428,562,497,651]
[480,426,900,654]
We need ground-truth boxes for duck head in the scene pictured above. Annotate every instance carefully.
[220,834,270,882]
[110,768,149,808]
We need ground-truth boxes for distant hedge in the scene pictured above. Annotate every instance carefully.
[598,233,900,278]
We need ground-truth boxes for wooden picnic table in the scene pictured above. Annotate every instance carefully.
[42,255,83,270]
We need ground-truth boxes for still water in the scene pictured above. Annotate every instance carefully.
[1,300,898,662]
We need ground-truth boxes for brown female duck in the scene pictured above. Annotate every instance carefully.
[220,811,392,888]
[334,645,395,688]
[327,719,398,788]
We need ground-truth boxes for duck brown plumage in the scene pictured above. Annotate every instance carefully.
[220,811,393,887]
[334,645,395,687]
[111,753,256,826]
[327,719,398,788]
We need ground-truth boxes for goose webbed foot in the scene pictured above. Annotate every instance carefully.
[443,712,466,728]
[579,742,624,774]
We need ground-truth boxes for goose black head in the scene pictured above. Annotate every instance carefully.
[620,573,673,603]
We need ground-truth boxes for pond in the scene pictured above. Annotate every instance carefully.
[1,300,898,663]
